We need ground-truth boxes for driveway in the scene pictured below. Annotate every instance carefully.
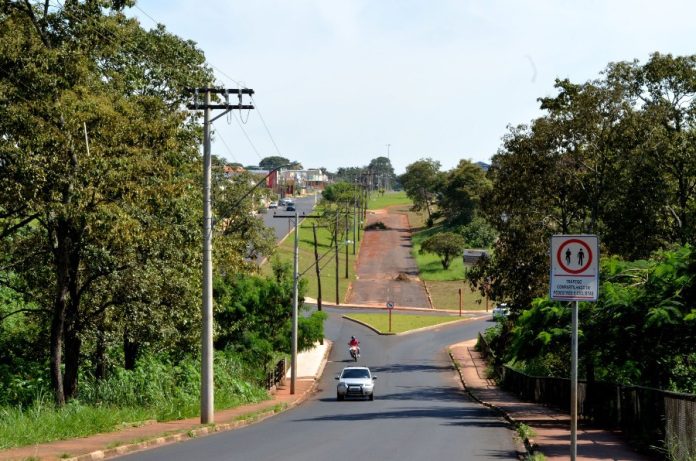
[346,207,431,308]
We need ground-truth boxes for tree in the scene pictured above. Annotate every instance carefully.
[400,159,442,226]
[214,261,325,374]
[419,232,466,269]
[259,156,301,170]
[438,159,491,226]
[457,216,497,249]
[0,1,211,405]
[615,53,696,245]
[334,166,364,184]
[368,156,395,191]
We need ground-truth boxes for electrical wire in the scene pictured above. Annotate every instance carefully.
[231,110,263,160]
[214,130,239,164]
[130,4,286,160]
[250,95,282,156]
[7,2,285,167]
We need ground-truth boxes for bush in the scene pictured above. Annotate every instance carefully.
[78,351,267,420]
[365,221,387,230]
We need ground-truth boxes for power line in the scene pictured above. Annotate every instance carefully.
[131,4,283,161]
[213,130,239,164]
[250,95,282,157]
[230,110,263,160]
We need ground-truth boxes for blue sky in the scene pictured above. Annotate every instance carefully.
[129,0,696,174]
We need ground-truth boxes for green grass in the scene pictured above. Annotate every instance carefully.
[344,312,465,334]
[263,216,359,304]
[0,354,269,449]
[367,191,412,210]
[426,280,487,311]
[411,225,470,281]
[0,400,152,449]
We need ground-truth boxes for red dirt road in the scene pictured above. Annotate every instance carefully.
[346,207,431,308]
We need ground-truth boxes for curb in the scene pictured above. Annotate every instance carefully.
[448,348,535,461]
[64,342,334,461]
[342,314,490,336]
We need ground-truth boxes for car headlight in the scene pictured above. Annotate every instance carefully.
[337,383,347,390]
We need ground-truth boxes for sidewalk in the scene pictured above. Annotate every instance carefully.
[0,341,331,461]
[449,339,656,461]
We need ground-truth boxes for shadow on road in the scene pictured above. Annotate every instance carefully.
[369,362,452,374]
[294,405,510,427]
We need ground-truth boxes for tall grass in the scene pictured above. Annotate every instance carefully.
[0,351,269,449]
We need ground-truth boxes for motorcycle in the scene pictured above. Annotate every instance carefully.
[349,345,360,362]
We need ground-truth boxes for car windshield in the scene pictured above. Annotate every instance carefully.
[342,369,370,379]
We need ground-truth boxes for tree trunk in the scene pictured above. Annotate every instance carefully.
[124,330,139,371]
[94,325,106,380]
[63,324,81,400]
[49,296,67,407]
[49,220,72,406]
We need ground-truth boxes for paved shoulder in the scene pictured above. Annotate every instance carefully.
[450,339,657,461]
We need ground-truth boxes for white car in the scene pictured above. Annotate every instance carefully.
[492,303,510,320]
[268,201,278,209]
[335,366,377,401]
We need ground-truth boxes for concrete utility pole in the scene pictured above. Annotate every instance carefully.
[273,210,322,393]
[187,87,254,424]
[291,209,299,394]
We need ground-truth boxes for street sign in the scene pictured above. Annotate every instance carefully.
[386,301,394,309]
[550,235,599,302]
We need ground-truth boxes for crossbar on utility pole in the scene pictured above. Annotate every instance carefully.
[187,87,254,424]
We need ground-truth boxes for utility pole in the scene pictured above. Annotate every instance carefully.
[345,212,349,279]
[291,209,299,395]
[187,87,254,424]
[273,210,322,393]
[335,213,340,305]
[312,223,322,311]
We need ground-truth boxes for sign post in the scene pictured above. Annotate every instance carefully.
[550,235,599,461]
[386,301,394,332]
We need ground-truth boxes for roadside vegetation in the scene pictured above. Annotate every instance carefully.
[344,313,466,334]
[0,352,268,449]
[398,53,696,396]
[0,2,324,449]
[263,182,367,304]
[367,190,411,210]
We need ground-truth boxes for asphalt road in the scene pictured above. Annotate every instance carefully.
[259,194,320,241]
[120,314,518,461]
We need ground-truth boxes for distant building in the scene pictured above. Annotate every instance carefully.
[223,165,245,177]
[277,169,329,196]
[475,161,490,172]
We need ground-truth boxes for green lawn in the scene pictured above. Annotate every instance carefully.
[344,312,466,334]
[367,191,412,210]
[263,215,359,304]
[426,280,487,311]
[411,225,470,281]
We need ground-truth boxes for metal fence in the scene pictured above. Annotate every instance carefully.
[265,359,287,390]
[477,333,696,460]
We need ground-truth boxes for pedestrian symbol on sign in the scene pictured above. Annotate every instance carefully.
[550,235,599,301]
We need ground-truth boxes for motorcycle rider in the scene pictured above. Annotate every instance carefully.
[348,335,360,357]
